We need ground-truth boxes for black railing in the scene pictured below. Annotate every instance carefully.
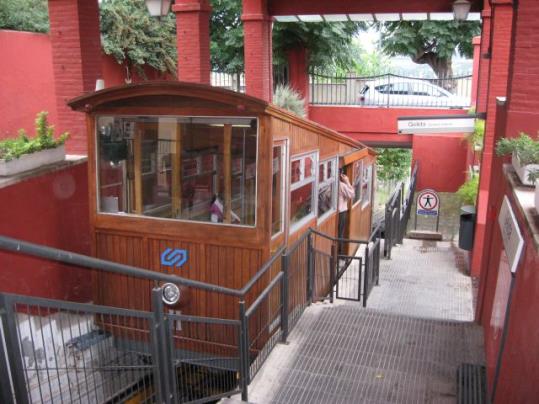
[384,163,419,259]
[211,65,289,94]
[0,225,380,404]
[310,72,472,108]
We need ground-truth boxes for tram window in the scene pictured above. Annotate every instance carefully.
[271,144,285,237]
[318,158,337,221]
[352,160,363,204]
[96,116,257,226]
[290,152,318,231]
[361,164,373,207]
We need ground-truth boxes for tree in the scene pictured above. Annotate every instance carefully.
[100,0,177,80]
[0,0,49,33]
[210,0,363,74]
[379,21,481,83]
[375,148,412,184]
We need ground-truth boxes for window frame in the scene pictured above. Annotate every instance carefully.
[289,150,319,234]
[352,159,363,207]
[317,156,338,224]
[271,141,288,239]
[361,164,373,209]
[94,114,259,229]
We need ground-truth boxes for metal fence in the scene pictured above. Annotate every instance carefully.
[211,65,289,94]
[384,163,419,259]
[310,72,472,108]
[0,224,379,404]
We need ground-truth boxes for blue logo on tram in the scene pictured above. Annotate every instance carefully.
[161,248,188,268]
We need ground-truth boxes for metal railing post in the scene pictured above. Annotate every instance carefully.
[307,232,314,304]
[280,253,289,343]
[0,295,29,404]
[151,288,173,404]
[329,243,337,303]
[363,246,370,308]
[238,301,249,402]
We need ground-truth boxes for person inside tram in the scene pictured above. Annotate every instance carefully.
[210,195,241,224]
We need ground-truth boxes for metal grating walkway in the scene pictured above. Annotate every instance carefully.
[250,305,484,404]
[247,240,484,404]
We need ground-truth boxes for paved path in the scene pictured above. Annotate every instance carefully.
[247,240,484,404]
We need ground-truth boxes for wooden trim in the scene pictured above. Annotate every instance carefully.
[171,123,182,217]
[340,148,369,166]
[133,127,143,214]
[223,124,232,223]
[68,81,268,114]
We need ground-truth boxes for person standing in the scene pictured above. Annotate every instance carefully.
[338,171,355,247]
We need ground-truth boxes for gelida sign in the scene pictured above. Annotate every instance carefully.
[398,116,475,134]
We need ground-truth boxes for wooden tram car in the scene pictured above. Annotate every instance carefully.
[69,82,375,381]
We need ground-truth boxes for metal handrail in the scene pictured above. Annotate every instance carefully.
[310,227,370,245]
[240,245,286,296]
[0,235,243,297]
[309,71,473,81]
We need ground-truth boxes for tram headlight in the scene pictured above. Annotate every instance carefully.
[162,283,181,305]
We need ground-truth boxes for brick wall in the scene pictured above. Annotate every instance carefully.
[48,0,102,155]
[173,0,211,84]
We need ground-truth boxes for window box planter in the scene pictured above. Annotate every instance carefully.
[0,145,66,176]
[512,152,539,187]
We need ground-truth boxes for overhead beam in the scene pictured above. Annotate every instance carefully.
[268,0,483,16]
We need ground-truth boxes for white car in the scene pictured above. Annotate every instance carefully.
[359,78,469,108]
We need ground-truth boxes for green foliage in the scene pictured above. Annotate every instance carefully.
[0,0,49,33]
[375,148,412,183]
[379,21,481,78]
[210,0,364,73]
[0,112,68,161]
[273,85,306,117]
[457,175,479,206]
[496,132,539,165]
[100,0,177,78]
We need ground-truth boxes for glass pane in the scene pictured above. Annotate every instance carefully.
[96,116,257,226]
[271,146,283,235]
[318,183,334,217]
[319,163,325,183]
[291,159,302,184]
[353,160,362,203]
[304,156,314,178]
[327,160,334,180]
[290,182,314,226]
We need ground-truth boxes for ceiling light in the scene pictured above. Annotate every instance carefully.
[453,0,471,21]
[145,0,171,17]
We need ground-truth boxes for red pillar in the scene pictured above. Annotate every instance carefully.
[242,0,273,102]
[48,0,102,155]
[287,47,310,116]
[476,3,492,114]
[172,0,212,84]
[471,0,514,282]
[471,36,481,107]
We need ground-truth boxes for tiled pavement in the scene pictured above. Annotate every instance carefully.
[246,239,484,404]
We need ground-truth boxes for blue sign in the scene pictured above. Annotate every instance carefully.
[161,248,188,268]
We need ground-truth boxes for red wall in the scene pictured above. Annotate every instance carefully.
[0,162,91,301]
[412,133,469,193]
[0,30,173,142]
[0,31,57,139]
[309,106,467,147]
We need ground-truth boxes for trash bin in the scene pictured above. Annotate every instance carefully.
[458,206,476,251]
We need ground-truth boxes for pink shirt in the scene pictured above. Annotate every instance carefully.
[339,181,355,212]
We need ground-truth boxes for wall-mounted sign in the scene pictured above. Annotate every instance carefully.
[498,196,524,273]
[398,115,475,134]
[416,189,439,216]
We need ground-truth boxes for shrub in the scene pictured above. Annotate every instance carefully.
[496,132,539,165]
[0,112,69,161]
[273,85,306,117]
[457,175,479,206]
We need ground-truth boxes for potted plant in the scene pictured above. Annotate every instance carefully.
[496,132,539,186]
[0,112,69,176]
